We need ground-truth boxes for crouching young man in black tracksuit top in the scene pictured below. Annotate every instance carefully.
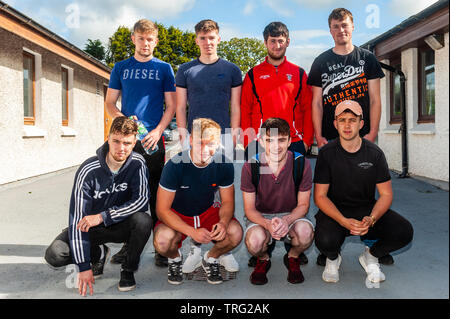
[45,116,152,295]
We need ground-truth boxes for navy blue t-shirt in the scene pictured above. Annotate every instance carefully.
[159,150,234,217]
[109,57,176,131]
[175,58,242,133]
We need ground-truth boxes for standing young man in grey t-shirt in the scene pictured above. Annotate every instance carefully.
[175,19,242,276]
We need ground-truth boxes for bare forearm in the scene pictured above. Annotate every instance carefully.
[155,103,176,133]
[369,100,381,135]
[315,194,346,226]
[176,104,187,130]
[370,194,393,221]
[285,202,309,225]
[218,201,234,227]
[245,208,269,229]
[105,102,124,119]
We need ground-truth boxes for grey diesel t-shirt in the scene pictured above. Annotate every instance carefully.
[176,58,242,133]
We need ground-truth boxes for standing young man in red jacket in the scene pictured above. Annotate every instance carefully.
[240,21,314,160]
[240,21,313,266]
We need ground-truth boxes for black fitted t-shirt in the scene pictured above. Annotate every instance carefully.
[313,139,391,209]
[307,46,385,140]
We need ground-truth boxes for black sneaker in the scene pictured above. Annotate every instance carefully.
[118,269,136,292]
[110,243,127,264]
[316,253,327,266]
[155,252,169,267]
[92,245,110,279]
[379,254,394,265]
[202,254,223,285]
[168,258,183,285]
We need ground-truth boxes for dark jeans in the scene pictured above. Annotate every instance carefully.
[134,136,165,225]
[45,212,152,272]
[314,206,413,260]
[244,139,307,161]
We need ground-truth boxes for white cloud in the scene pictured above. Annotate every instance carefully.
[218,22,257,41]
[290,29,330,42]
[262,0,293,17]
[287,45,328,72]
[389,0,440,18]
[290,0,352,9]
[8,0,197,48]
[243,1,256,15]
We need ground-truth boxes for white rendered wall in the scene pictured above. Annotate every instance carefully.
[0,30,108,185]
[378,32,449,183]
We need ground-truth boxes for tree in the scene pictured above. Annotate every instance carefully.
[84,39,106,62]
[153,23,199,73]
[105,26,134,68]
[218,37,266,74]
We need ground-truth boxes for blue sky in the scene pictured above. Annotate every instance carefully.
[5,0,439,70]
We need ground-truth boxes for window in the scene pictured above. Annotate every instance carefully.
[23,52,35,125]
[418,45,435,123]
[389,56,402,124]
[61,67,69,126]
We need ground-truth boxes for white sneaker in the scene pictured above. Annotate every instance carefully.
[182,243,202,273]
[359,247,386,283]
[219,252,239,272]
[322,254,342,283]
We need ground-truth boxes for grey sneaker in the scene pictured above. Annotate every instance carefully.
[168,254,183,285]
[202,251,223,285]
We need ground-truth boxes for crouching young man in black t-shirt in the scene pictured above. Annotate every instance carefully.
[313,100,413,285]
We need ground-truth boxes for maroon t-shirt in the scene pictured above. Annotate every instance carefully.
[240,151,312,214]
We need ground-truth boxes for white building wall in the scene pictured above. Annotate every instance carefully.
[378,32,449,183]
[0,29,108,185]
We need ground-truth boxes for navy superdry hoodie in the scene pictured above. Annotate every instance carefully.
[68,142,149,272]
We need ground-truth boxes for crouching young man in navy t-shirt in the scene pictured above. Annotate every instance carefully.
[154,118,243,285]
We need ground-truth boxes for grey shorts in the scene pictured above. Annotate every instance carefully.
[244,213,314,245]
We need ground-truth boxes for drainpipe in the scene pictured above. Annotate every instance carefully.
[379,62,409,178]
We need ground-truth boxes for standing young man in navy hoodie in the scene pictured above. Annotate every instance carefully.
[105,19,176,267]
[45,117,152,295]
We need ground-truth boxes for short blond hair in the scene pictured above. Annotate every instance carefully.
[191,118,221,142]
[133,19,158,36]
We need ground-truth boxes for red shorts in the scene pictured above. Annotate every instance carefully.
[155,206,238,247]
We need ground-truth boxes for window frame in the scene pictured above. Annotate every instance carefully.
[389,55,402,124]
[61,67,69,126]
[23,52,36,125]
[417,44,436,123]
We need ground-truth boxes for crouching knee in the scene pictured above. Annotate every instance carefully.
[44,240,71,269]
[291,221,314,246]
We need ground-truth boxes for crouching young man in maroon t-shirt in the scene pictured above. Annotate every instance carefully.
[241,118,314,285]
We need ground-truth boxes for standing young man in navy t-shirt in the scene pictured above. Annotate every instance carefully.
[176,19,242,150]
[105,19,176,267]
[175,19,242,272]
[154,118,243,285]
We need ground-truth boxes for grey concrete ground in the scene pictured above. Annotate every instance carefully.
[0,152,448,299]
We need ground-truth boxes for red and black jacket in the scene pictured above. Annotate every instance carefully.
[240,57,314,148]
